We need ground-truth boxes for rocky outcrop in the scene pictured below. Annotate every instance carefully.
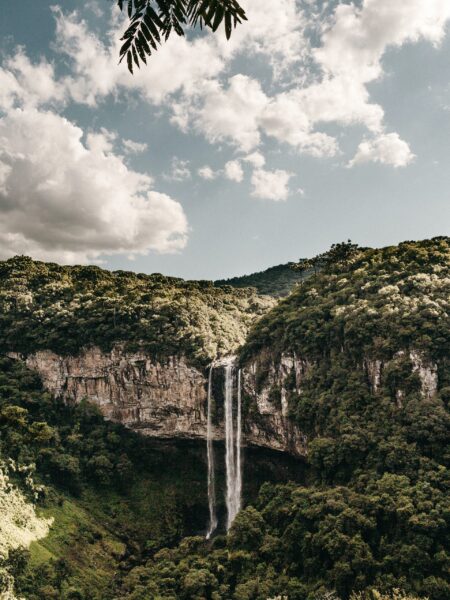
[409,350,438,399]
[6,343,438,459]
[19,347,208,440]
[364,350,438,400]
[364,358,383,393]
[8,346,307,457]
[241,352,310,457]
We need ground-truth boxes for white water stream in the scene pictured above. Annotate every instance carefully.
[206,359,243,536]
[206,366,218,539]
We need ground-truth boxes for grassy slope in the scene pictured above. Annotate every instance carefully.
[15,440,212,599]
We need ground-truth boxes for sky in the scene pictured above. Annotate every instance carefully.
[1,0,450,280]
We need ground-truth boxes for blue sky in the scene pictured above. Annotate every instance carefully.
[1,0,449,279]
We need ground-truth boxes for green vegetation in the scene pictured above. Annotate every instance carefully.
[242,237,449,363]
[216,262,310,297]
[0,255,273,367]
[115,237,449,599]
[0,357,214,598]
[0,238,449,599]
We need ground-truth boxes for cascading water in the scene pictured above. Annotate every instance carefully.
[206,367,218,539]
[235,369,242,515]
[224,360,242,530]
[206,358,243,537]
[224,361,236,530]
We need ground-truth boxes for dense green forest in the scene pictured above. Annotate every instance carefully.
[0,357,213,598]
[215,262,309,297]
[115,238,450,599]
[0,256,273,367]
[0,237,449,599]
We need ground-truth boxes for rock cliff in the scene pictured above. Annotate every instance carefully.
[7,342,437,460]
[8,346,307,456]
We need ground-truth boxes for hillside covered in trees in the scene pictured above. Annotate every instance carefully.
[0,237,449,600]
[215,262,309,297]
[0,256,273,367]
[114,237,450,599]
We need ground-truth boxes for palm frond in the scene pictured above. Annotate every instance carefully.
[115,0,246,73]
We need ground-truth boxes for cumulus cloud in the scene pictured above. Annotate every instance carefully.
[0,109,188,263]
[186,75,268,152]
[304,0,450,136]
[224,160,244,182]
[0,51,65,111]
[251,168,293,201]
[28,0,450,162]
[86,127,117,154]
[348,133,416,168]
[51,0,310,107]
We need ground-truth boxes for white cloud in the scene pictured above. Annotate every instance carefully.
[348,133,416,168]
[243,152,266,168]
[0,51,65,111]
[0,109,188,263]
[52,0,310,107]
[86,127,117,154]
[197,166,218,180]
[251,168,293,201]
[224,160,244,182]
[303,0,450,136]
[122,138,148,154]
[164,157,191,181]
[220,0,311,77]
[44,1,450,163]
[187,75,268,152]
[52,7,226,106]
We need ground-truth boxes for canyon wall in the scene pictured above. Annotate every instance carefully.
[7,344,437,459]
[8,346,307,456]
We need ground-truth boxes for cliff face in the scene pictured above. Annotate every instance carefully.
[364,349,438,401]
[10,346,307,456]
[6,343,438,459]
[241,352,309,456]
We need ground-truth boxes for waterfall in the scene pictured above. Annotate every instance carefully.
[206,367,218,539]
[224,361,242,530]
[206,358,243,537]
[235,369,242,514]
[224,361,236,530]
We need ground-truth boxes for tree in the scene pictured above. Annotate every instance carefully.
[114,0,247,73]
[322,240,361,272]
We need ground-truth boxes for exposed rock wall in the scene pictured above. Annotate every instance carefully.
[241,352,310,457]
[8,346,307,456]
[364,350,438,399]
[5,343,438,459]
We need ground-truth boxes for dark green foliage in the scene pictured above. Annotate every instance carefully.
[0,357,214,597]
[115,0,247,73]
[116,237,450,600]
[242,237,450,362]
[216,262,311,297]
[1,237,449,599]
[0,256,272,367]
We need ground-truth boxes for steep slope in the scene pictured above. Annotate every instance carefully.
[215,262,310,297]
[1,238,449,600]
[0,357,302,599]
[0,256,306,455]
